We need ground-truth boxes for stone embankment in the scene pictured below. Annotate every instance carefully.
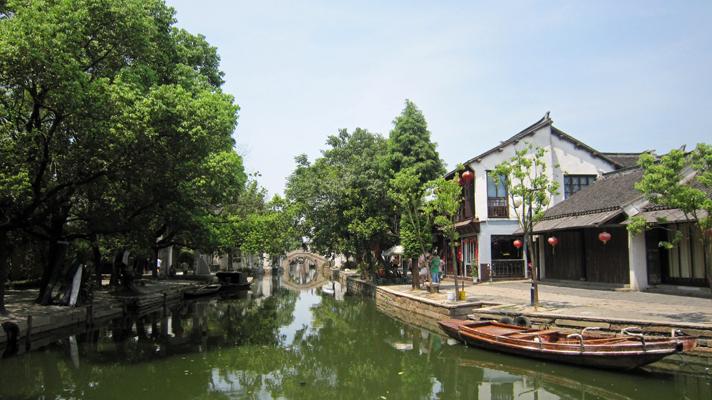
[0,280,203,350]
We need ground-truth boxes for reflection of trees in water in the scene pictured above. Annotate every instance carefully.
[0,288,299,399]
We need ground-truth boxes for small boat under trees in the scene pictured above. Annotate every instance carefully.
[439,319,697,370]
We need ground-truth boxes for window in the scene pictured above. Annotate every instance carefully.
[564,175,596,199]
[487,172,507,198]
[487,172,508,218]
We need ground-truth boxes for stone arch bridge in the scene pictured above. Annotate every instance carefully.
[280,250,332,290]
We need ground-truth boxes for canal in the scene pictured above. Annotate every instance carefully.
[0,274,710,399]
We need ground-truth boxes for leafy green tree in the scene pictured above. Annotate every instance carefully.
[389,167,432,288]
[628,144,712,288]
[287,129,394,272]
[425,176,464,297]
[491,144,559,305]
[0,0,243,308]
[386,100,445,186]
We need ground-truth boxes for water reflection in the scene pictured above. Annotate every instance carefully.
[0,276,709,399]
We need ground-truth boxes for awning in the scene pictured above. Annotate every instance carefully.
[625,209,708,224]
[383,245,404,257]
[530,209,623,233]
[454,217,480,235]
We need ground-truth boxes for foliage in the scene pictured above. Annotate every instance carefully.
[388,167,432,258]
[386,99,445,186]
[425,175,463,292]
[629,144,712,287]
[286,128,394,268]
[0,0,245,307]
[491,144,560,230]
[491,143,558,303]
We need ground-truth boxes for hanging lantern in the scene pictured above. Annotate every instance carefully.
[547,236,559,247]
[461,170,474,184]
[598,231,612,245]
[513,239,523,249]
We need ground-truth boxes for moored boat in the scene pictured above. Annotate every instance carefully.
[439,319,697,370]
[216,271,252,292]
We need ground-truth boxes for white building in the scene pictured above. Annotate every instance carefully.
[443,113,633,280]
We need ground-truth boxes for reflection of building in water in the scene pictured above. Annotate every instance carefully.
[490,382,514,400]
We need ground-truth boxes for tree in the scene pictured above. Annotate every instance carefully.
[491,144,559,305]
[386,100,444,286]
[287,129,395,273]
[389,167,432,288]
[628,144,712,288]
[425,176,464,297]
[0,0,243,309]
[386,99,445,186]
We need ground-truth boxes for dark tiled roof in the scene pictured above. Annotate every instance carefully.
[602,152,643,168]
[445,113,623,178]
[543,167,644,219]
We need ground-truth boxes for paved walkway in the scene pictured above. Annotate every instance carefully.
[386,279,712,327]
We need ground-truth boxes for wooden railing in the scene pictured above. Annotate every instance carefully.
[488,197,508,218]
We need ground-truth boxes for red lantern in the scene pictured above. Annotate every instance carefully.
[598,231,612,245]
[513,239,523,249]
[547,236,559,247]
[461,170,474,184]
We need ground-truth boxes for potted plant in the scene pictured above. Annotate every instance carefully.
[471,264,479,283]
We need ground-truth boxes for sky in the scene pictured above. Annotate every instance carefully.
[165,0,712,196]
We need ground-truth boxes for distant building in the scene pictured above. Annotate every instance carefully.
[442,113,636,280]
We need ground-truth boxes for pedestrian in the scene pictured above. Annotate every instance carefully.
[431,252,441,284]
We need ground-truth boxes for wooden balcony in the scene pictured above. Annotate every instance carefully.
[487,197,508,218]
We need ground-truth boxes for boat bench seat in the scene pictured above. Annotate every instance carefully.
[507,329,560,339]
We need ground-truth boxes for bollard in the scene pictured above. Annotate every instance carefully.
[25,315,32,351]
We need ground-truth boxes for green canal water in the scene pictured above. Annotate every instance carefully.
[0,276,710,400]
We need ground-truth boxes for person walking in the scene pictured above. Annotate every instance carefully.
[430,252,441,284]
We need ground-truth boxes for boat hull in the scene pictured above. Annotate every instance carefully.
[439,319,695,371]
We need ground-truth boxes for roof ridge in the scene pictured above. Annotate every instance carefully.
[445,112,552,177]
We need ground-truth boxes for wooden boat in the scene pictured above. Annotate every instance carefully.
[216,272,252,292]
[439,319,697,370]
[184,284,221,299]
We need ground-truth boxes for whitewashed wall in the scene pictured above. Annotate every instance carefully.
[465,124,617,269]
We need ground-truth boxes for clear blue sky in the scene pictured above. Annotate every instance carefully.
[165,0,712,196]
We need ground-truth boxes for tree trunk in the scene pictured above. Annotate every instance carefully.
[152,246,159,278]
[37,207,70,305]
[704,237,712,290]
[0,231,10,316]
[91,234,103,287]
[38,238,69,305]
[109,250,121,287]
[411,257,419,289]
[451,245,459,297]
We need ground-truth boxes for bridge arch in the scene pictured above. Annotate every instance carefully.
[280,251,331,290]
